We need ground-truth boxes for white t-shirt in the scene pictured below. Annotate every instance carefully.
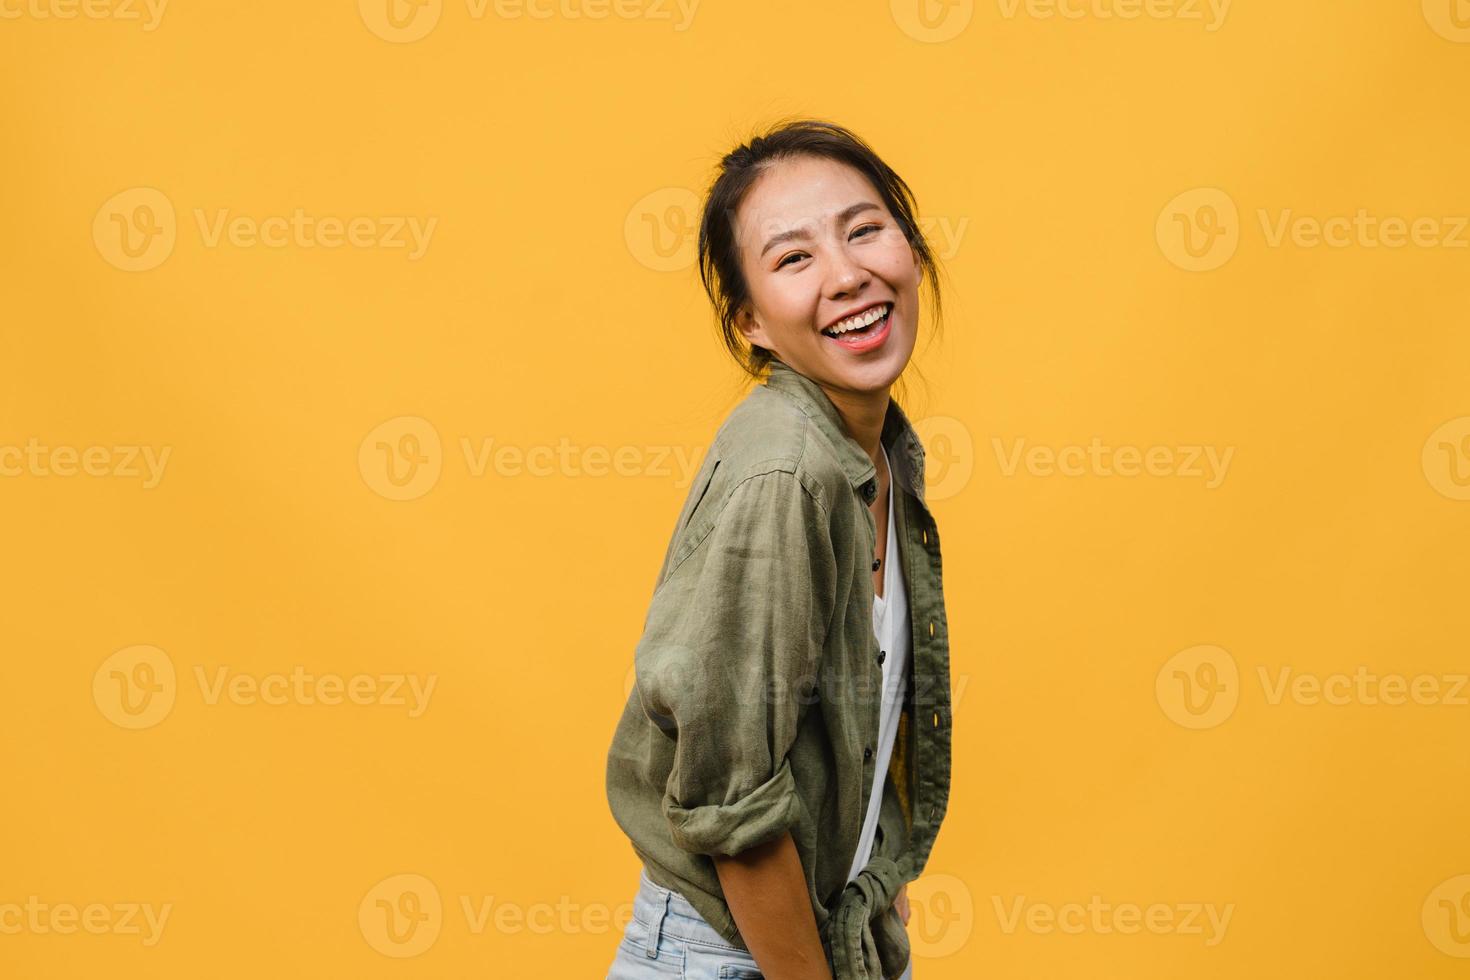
[846,444,911,883]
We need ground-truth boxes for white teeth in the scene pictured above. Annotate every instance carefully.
[825,304,891,336]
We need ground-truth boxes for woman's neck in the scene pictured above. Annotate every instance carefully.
[823,384,891,475]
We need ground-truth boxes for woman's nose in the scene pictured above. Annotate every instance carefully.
[827,250,871,298]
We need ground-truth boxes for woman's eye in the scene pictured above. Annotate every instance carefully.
[777,252,806,269]
[852,223,882,239]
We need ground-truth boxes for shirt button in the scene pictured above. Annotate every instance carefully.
[871,558,881,571]
[877,650,886,665]
[863,746,873,760]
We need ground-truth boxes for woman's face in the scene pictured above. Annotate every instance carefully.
[733,154,921,397]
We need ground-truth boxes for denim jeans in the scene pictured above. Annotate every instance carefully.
[606,867,913,979]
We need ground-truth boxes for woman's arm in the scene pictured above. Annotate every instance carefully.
[713,830,834,980]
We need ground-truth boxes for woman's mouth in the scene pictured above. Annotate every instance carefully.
[820,303,893,353]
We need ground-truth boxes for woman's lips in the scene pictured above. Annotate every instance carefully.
[823,307,892,353]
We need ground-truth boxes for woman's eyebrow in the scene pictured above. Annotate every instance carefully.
[758,201,882,258]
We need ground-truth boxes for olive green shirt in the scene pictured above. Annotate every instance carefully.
[604,357,954,980]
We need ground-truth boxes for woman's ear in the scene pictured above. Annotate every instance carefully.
[735,305,770,349]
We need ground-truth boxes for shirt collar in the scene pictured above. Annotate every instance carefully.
[762,357,929,505]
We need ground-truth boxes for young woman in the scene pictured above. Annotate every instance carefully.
[605,119,953,980]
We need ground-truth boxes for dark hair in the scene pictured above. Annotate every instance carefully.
[697,118,946,394]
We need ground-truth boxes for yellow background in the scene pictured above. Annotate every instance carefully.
[3,0,1469,977]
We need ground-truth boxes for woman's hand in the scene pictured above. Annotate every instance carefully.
[894,883,910,926]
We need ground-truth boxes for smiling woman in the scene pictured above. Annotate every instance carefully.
[699,122,945,393]
[604,119,954,980]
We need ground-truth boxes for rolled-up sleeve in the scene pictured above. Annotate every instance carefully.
[634,466,837,857]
